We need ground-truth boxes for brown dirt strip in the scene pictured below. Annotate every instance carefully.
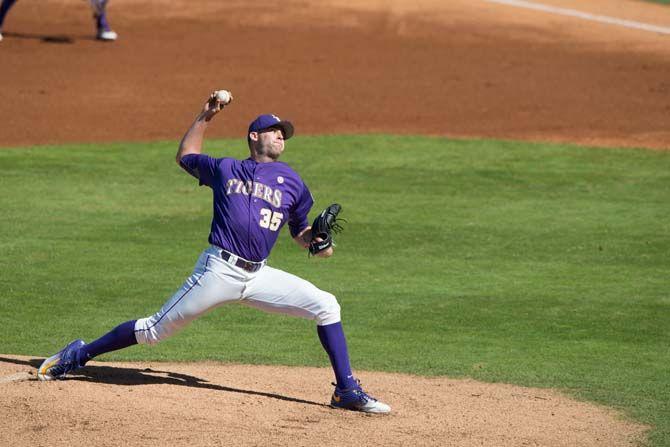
[0,0,668,149]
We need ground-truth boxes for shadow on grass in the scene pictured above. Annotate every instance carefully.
[0,355,327,408]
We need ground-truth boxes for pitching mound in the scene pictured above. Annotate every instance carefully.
[0,355,646,446]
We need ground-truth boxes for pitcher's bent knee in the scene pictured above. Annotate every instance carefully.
[316,292,341,326]
[133,315,179,345]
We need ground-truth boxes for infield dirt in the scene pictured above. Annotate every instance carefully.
[0,0,668,149]
[0,0,667,445]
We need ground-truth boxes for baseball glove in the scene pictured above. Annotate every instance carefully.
[309,203,344,256]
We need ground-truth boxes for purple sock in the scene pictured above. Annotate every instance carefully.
[79,320,138,366]
[0,0,19,28]
[96,12,110,32]
[317,322,357,390]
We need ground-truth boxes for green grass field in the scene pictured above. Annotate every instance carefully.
[1,136,668,445]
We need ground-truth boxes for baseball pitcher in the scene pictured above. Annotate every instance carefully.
[37,90,391,414]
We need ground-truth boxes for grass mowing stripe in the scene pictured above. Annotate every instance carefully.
[0,136,668,445]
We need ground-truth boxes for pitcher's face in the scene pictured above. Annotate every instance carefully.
[253,127,285,160]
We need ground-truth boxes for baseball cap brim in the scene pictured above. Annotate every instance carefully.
[248,114,295,140]
[264,121,294,140]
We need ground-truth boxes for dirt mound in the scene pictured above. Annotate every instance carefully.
[0,355,647,446]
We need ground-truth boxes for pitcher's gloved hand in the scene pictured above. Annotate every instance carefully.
[309,203,344,256]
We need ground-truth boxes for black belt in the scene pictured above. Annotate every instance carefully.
[219,249,265,273]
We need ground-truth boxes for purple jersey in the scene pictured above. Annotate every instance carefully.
[180,154,313,261]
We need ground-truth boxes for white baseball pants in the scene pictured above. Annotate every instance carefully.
[134,245,341,345]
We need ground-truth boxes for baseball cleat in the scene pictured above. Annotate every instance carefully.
[96,29,117,41]
[330,381,391,414]
[37,339,86,381]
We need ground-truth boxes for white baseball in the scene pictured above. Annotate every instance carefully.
[215,90,232,104]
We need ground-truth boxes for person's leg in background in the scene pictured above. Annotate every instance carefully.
[0,0,20,41]
[89,0,117,41]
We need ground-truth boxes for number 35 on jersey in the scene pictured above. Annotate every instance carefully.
[259,208,283,231]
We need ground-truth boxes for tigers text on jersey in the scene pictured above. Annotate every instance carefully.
[180,154,314,261]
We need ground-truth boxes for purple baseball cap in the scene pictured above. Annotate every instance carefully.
[248,114,294,140]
